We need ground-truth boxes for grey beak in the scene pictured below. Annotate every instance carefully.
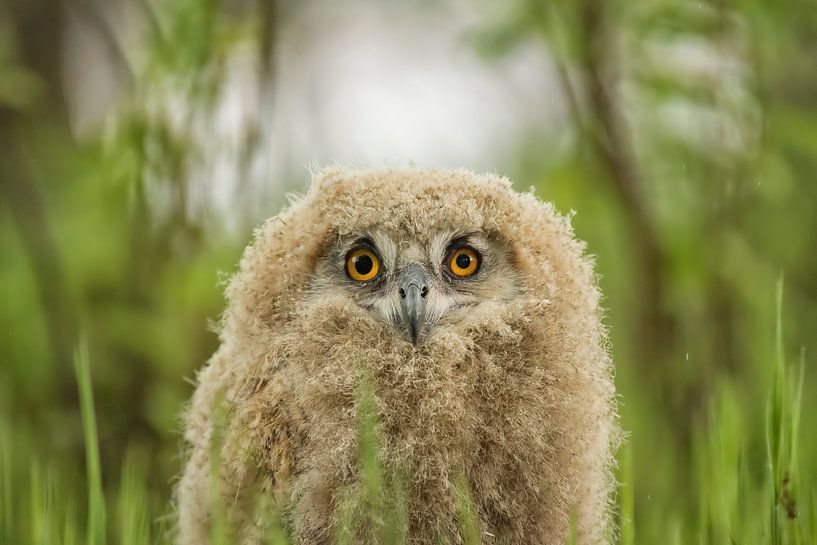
[398,264,428,345]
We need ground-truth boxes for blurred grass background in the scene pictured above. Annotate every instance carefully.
[0,0,815,543]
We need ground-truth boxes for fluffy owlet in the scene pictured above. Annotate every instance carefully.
[176,168,619,545]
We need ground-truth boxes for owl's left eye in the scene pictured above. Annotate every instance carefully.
[346,247,381,282]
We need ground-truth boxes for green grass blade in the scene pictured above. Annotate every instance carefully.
[117,445,151,545]
[453,473,481,545]
[74,339,107,545]
[0,419,12,542]
[619,440,634,545]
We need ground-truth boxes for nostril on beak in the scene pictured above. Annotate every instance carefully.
[400,284,427,299]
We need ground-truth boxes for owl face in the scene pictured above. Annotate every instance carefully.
[308,228,521,345]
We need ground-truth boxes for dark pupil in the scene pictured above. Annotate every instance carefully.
[354,255,373,275]
[456,253,471,270]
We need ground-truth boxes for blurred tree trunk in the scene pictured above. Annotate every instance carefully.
[574,0,677,366]
[0,0,76,391]
[569,0,747,444]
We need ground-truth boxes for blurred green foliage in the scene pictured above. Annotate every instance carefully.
[1,0,815,543]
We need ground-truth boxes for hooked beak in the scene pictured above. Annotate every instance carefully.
[398,264,428,345]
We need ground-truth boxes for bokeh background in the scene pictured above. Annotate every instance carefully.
[1,0,815,543]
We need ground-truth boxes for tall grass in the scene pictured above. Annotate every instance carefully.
[766,278,807,545]
[0,288,812,545]
[74,339,105,545]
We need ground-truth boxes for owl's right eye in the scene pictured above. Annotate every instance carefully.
[345,247,381,282]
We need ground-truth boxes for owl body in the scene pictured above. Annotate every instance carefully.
[177,168,619,545]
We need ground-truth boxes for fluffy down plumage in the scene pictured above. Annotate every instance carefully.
[176,167,619,545]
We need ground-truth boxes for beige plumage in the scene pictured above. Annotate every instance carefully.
[176,167,619,544]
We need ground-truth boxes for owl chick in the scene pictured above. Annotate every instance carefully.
[176,168,619,545]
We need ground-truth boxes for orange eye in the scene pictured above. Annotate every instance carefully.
[448,246,480,277]
[346,248,381,282]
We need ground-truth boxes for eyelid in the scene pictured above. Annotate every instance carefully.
[446,237,488,260]
[350,237,376,250]
[341,238,377,262]
[446,235,473,250]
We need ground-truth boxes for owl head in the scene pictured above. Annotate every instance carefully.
[223,167,601,353]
